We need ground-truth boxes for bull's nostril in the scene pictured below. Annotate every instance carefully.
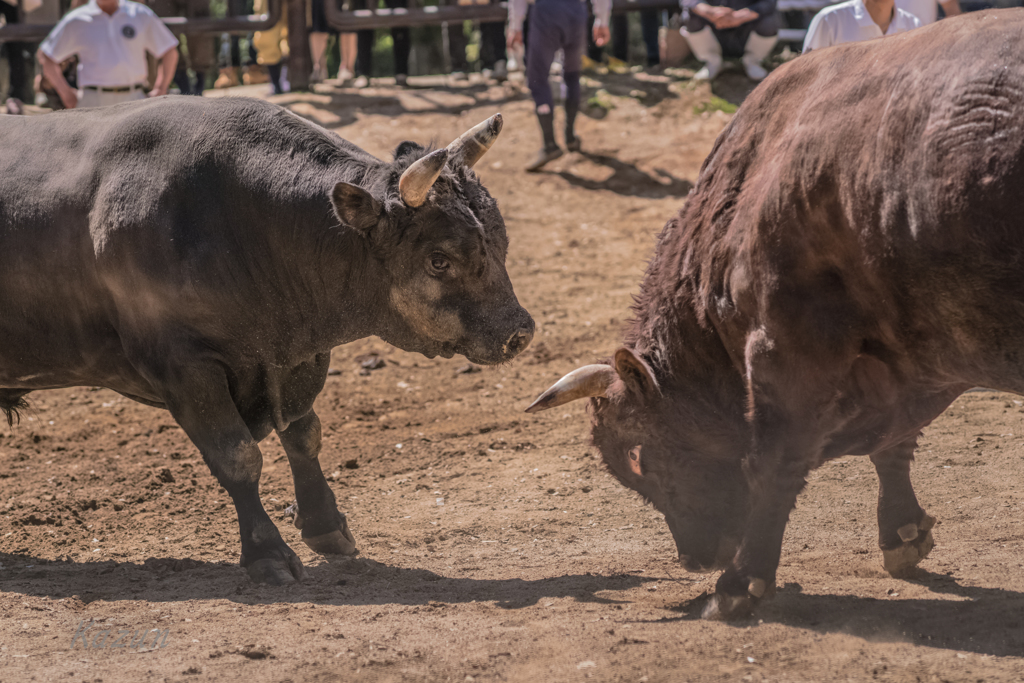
[504,327,534,358]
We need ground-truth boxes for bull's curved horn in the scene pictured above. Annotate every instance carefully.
[446,113,503,169]
[525,364,617,414]
[399,148,449,207]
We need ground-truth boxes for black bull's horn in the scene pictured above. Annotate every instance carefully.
[398,114,503,207]
[525,364,617,413]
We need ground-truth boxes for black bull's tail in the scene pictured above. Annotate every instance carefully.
[0,391,30,427]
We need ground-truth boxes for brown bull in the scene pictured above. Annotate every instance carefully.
[529,10,1024,619]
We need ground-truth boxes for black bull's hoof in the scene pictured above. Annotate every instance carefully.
[702,575,777,621]
[302,528,359,556]
[294,509,359,556]
[241,549,305,585]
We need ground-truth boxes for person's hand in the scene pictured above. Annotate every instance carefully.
[728,8,759,25]
[593,25,610,47]
[507,30,523,49]
[695,3,731,21]
[148,85,169,98]
[58,86,78,109]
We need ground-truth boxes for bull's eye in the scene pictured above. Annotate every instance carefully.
[429,255,451,273]
[627,446,642,477]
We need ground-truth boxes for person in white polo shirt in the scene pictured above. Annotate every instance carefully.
[37,0,179,110]
[803,0,920,52]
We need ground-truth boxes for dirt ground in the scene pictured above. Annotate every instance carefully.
[3,68,1024,683]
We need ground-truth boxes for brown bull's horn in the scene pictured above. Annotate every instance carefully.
[446,113,503,168]
[399,147,449,207]
[525,364,617,414]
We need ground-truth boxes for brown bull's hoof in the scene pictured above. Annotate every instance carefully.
[302,529,359,556]
[243,556,304,585]
[702,578,775,621]
[702,591,756,621]
[882,514,936,577]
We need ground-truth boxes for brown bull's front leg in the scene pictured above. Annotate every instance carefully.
[871,437,935,577]
[279,411,358,557]
[160,363,303,585]
[702,449,808,621]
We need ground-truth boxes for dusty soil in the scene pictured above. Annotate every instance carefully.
[3,69,1024,683]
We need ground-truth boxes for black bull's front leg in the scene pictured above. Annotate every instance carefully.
[161,363,305,584]
[279,411,358,557]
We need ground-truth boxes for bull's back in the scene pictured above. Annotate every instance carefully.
[0,97,318,387]
[697,11,1024,387]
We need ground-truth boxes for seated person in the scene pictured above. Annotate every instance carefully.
[803,0,920,52]
[682,0,779,82]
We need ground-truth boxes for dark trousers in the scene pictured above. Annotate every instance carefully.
[354,0,410,77]
[684,11,778,58]
[597,10,661,65]
[526,0,587,110]
[218,0,254,67]
[0,1,33,102]
[480,21,506,69]
[448,19,469,72]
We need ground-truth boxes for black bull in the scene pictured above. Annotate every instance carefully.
[529,10,1024,619]
[0,96,533,584]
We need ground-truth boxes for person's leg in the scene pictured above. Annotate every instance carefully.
[611,12,628,62]
[682,13,723,81]
[741,12,777,81]
[310,32,329,81]
[339,33,357,80]
[480,21,506,71]
[525,0,563,170]
[173,66,193,94]
[640,9,661,67]
[352,0,373,83]
[388,0,411,81]
[562,0,588,151]
[447,19,469,76]
[268,61,284,94]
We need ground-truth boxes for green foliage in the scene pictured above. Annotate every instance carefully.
[586,89,616,112]
[693,96,738,115]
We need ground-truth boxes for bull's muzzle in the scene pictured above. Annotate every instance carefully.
[503,320,535,361]
[678,537,738,573]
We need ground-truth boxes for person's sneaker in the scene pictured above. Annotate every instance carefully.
[352,75,369,88]
[214,67,240,89]
[395,73,408,87]
[5,97,24,115]
[243,65,269,85]
[565,135,581,153]
[693,59,722,82]
[335,67,354,85]
[525,146,564,172]
[492,59,508,82]
[742,60,768,81]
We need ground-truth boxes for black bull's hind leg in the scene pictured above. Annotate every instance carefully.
[871,437,935,577]
[162,364,303,585]
[279,412,358,556]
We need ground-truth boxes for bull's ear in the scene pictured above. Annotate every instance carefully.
[331,181,383,237]
[613,347,659,397]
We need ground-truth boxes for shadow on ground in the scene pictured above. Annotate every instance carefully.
[0,552,653,609]
[555,152,693,198]
[649,572,1024,658]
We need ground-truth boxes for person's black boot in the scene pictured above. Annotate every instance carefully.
[564,72,581,152]
[526,112,563,172]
